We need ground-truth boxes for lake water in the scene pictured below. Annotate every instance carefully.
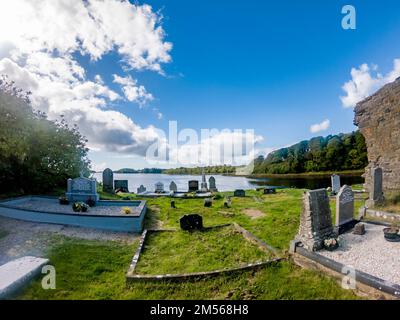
[92,173,364,192]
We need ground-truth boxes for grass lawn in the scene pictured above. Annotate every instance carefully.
[135,226,272,275]
[17,188,362,300]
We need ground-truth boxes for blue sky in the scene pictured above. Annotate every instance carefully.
[1,0,400,170]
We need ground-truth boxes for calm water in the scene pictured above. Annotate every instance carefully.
[92,173,364,192]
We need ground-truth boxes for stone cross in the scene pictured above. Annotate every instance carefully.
[169,181,177,192]
[331,174,341,195]
[295,189,336,251]
[137,185,146,194]
[209,176,218,192]
[367,167,384,207]
[102,168,114,193]
[336,185,356,232]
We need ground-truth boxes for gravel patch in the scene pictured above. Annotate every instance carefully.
[319,223,400,285]
[3,197,141,216]
[0,216,139,265]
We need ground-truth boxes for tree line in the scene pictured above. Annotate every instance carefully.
[0,77,90,195]
[252,131,368,174]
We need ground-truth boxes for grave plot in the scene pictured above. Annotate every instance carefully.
[127,224,278,280]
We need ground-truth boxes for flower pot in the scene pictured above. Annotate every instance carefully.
[324,243,339,251]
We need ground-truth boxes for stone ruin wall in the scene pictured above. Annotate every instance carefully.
[354,77,400,196]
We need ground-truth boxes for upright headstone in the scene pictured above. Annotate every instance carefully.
[114,180,129,193]
[66,177,99,203]
[331,174,341,195]
[188,180,199,192]
[102,168,114,193]
[336,185,356,233]
[137,185,146,194]
[155,182,164,193]
[295,189,336,251]
[234,189,246,197]
[169,181,178,192]
[209,176,218,192]
[367,167,384,207]
[263,187,276,194]
[200,169,208,192]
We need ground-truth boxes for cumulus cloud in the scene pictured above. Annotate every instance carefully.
[340,59,400,108]
[0,0,172,156]
[113,74,153,106]
[310,119,330,133]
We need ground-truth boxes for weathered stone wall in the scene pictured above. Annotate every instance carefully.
[354,77,400,195]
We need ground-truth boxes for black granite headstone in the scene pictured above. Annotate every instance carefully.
[180,214,203,231]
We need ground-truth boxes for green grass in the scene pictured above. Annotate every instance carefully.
[17,188,362,300]
[135,226,272,275]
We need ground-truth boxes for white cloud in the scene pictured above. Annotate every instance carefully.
[340,59,400,108]
[113,74,153,105]
[0,0,172,156]
[310,119,330,133]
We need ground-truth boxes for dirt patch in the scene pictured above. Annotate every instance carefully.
[242,209,265,219]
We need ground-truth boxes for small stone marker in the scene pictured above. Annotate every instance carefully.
[188,180,199,192]
[209,176,218,192]
[155,182,164,193]
[204,198,212,207]
[66,176,99,203]
[114,180,129,193]
[336,185,357,233]
[137,185,146,194]
[331,174,341,195]
[367,167,384,207]
[180,214,203,231]
[170,200,176,209]
[169,181,177,192]
[353,222,366,235]
[234,189,245,197]
[295,189,336,251]
[264,187,276,194]
[102,168,114,193]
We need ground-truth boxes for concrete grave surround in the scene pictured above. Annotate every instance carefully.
[0,256,49,299]
[354,78,400,195]
[366,167,384,207]
[335,185,356,232]
[331,174,341,195]
[169,181,178,192]
[296,189,336,251]
[66,177,99,203]
[188,180,199,192]
[102,168,114,193]
[209,176,218,192]
[114,180,129,193]
[137,185,146,194]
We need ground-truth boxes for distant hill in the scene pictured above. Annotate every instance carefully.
[163,165,237,175]
[251,131,368,174]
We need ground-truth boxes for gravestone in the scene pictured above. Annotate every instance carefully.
[170,200,176,209]
[155,182,164,193]
[209,176,218,192]
[180,214,203,231]
[367,167,384,207]
[264,187,276,194]
[102,168,114,193]
[169,181,177,192]
[331,174,341,195]
[200,170,208,192]
[188,180,199,192]
[234,189,246,197]
[137,185,146,194]
[335,185,357,233]
[114,180,129,193]
[204,198,212,207]
[66,177,99,203]
[295,189,336,251]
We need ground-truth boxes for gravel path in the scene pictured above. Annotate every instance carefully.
[319,223,400,285]
[0,216,138,265]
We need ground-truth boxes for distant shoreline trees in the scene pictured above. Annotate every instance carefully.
[0,76,90,195]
